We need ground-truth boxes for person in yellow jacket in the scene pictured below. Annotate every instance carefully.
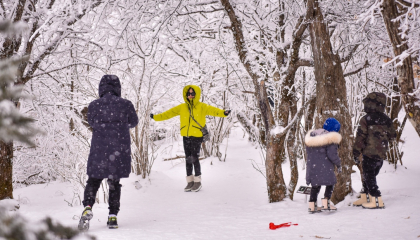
[150,85,231,192]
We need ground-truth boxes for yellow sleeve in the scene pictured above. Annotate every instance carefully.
[203,103,226,117]
[154,104,182,121]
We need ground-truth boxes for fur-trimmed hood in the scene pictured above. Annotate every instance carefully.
[305,129,342,147]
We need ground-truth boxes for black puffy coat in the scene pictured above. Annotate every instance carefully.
[87,75,138,180]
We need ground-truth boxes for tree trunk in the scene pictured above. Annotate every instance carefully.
[307,0,353,204]
[387,77,403,165]
[0,141,14,200]
[221,0,287,202]
[381,0,420,137]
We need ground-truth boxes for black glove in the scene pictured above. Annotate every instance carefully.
[354,156,360,165]
[150,113,154,119]
[224,110,231,116]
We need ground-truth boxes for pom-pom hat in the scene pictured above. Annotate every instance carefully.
[323,118,341,132]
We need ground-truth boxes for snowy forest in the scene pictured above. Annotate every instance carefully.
[1,0,420,239]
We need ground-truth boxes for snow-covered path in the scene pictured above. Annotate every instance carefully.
[13,123,420,239]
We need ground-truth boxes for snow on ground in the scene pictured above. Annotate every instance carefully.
[9,122,420,240]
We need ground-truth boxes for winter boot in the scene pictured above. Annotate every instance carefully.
[191,175,202,192]
[308,202,322,214]
[362,195,385,209]
[184,175,195,192]
[321,198,337,211]
[107,215,118,229]
[353,193,369,207]
[78,206,93,231]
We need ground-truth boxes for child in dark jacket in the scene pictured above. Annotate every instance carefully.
[353,92,396,209]
[305,118,342,213]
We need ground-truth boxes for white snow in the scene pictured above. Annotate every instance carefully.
[8,124,420,239]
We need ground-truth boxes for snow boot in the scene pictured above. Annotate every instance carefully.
[78,206,93,231]
[191,175,202,192]
[107,215,118,229]
[184,175,195,192]
[321,198,337,211]
[308,202,322,214]
[353,193,369,207]
[362,195,385,209]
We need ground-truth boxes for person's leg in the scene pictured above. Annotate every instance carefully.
[362,157,385,209]
[324,185,334,199]
[321,185,337,210]
[79,177,102,230]
[183,137,193,176]
[83,177,103,208]
[183,137,195,191]
[308,186,321,212]
[309,186,321,202]
[191,137,203,176]
[107,179,121,216]
[362,156,382,197]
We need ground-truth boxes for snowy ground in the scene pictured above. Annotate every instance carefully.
[7,122,420,240]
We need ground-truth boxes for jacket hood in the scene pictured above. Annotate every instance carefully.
[99,75,121,97]
[305,129,342,147]
[363,92,386,113]
[183,85,201,106]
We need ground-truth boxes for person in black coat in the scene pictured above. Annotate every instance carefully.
[352,92,396,209]
[78,75,138,230]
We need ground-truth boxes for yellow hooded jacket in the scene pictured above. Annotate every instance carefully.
[153,85,226,137]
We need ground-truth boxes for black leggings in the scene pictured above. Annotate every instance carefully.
[309,185,334,202]
[82,177,121,215]
[183,136,203,176]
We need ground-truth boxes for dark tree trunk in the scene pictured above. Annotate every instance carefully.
[307,0,353,204]
[0,141,14,200]
[382,0,420,137]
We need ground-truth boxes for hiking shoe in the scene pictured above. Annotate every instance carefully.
[78,206,93,231]
[107,216,118,229]
[184,175,194,192]
[191,175,202,192]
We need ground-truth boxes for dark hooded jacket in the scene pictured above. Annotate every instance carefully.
[87,75,138,179]
[305,129,342,186]
[353,92,396,160]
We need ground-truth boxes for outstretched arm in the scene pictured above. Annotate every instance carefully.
[203,103,227,117]
[153,104,182,121]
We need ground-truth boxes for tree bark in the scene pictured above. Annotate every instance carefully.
[381,0,420,137]
[0,141,13,200]
[307,0,353,204]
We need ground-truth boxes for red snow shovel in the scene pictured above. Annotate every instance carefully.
[269,222,298,230]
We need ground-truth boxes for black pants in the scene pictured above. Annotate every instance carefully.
[82,177,121,215]
[309,185,334,202]
[362,155,383,197]
[183,136,203,176]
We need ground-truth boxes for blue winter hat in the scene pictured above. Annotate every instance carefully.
[323,118,341,132]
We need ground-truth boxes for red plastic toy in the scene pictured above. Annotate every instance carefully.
[269,222,298,230]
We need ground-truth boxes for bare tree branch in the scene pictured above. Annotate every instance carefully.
[177,8,224,16]
[344,60,369,77]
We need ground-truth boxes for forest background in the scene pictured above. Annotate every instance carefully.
[1,0,420,208]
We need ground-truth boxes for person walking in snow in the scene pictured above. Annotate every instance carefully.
[150,85,230,192]
[78,75,139,230]
[305,118,342,213]
[353,92,396,209]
